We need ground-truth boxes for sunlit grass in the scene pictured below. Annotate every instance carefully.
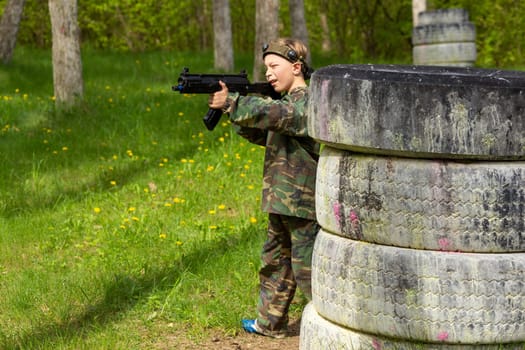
[0,48,280,349]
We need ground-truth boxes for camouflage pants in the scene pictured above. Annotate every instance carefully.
[256,213,320,334]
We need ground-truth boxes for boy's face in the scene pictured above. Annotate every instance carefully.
[264,54,299,93]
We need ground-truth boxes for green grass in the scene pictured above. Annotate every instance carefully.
[0,48,302,349]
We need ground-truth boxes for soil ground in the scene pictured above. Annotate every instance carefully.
[153,318,301,350]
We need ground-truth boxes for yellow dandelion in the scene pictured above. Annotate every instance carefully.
[62,146,68,151]
[110,180,117,186]
[128,207,136,212]
[208,209,216,215]
[159,233,167,239]
[207,165,214,172]
[176,241,183,246]
[218,204,226,210]
[209,225,218,230]
[132,216,139,221]
[93,207,101,213]
[250,217,258,224]
[164,203,172,207]
[178,112,184,117]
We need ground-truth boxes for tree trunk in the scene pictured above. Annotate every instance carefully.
[213,0,234,71]
[319,11,331,53]
[412,0,426,26]
[48,0,83,106]
[0,0,26,64]
[253,0,279,81]
[288,0,310,65]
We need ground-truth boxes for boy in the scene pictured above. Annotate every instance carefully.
[208,38,320,339]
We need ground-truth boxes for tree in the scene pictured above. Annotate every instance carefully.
[48,0,83,106]
[253,0,279,81]
[318,0,332,53]
[412,0,426,26]
[0,0,26,64]
[289,0,310,65]
[213,0,233,71]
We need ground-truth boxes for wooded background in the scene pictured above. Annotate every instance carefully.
[1,0,523,68]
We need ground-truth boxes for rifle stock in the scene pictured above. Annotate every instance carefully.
[173,68,280,130]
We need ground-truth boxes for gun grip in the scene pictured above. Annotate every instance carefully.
[203,108,223,131]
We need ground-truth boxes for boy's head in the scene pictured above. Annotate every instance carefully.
[262,38,312,80]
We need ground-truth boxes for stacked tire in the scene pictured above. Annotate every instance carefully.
[300,64,525,349]
[413,9,477,67]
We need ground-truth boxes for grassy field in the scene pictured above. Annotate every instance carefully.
[0,47,309,349]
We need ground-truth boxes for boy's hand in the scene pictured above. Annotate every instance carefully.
[208,80,229,109]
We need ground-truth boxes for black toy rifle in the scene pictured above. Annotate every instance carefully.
[173,68,281,130]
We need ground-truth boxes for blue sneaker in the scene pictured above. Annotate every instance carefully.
[241,319,259,334]
[241,319,286,339]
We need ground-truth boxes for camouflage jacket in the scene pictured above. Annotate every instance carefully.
[226,86,319,220]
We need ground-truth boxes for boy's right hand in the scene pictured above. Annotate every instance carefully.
[208,80,229,109]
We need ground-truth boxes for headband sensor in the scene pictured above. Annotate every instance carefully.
[262,42,300,63]
[262,41,314,80]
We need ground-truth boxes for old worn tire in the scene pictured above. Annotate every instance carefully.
[417,9,469,26]
[413,42,477,66]
[308,64,525,160]
[311,229,525,344]
[412,23,476,45]
[316,146,525,252]
[300,302,524,350]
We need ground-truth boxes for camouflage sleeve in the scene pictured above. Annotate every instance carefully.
[227,87,309,137]
[225,92,267,145]
[232,124,267,146]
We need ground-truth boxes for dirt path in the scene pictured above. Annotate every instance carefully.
[156,319,301,350]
